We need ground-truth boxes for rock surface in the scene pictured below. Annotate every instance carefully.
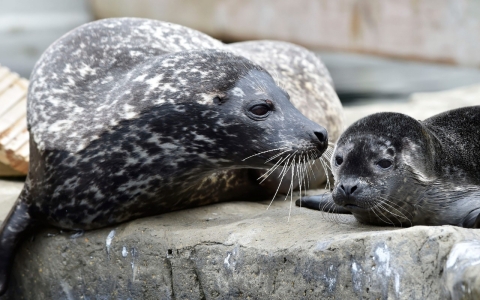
[8,197,480,300]
[443,240,480,300]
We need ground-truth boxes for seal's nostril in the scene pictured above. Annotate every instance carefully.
[314,130,327,143]
[340,185,345,191]
[351,185,357,194]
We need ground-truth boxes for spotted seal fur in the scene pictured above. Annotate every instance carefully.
[0,18,343,294]
[297,106,480,228]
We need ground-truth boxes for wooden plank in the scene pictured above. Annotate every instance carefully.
[0,74,20,95]
[17,79,29,90]
[0,98,27,135]
[17,140,30,161]
[5,151,29,174]
[0,85,26,117]
[0,149,8,166]
[0,115,27,146]
[6,131,29,153]
[0,67,9,81]
[0,163,24,177]
[0,68,30,176]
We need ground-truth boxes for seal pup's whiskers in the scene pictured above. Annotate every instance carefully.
[369,203,395,226]
[379,196,414,219]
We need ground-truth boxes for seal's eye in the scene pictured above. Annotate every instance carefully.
[377,159,393,169]
[335,156,343,166]
[250,104,270,116]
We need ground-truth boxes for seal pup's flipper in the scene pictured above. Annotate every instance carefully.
[0,196,34,295]
[295,194,351,214]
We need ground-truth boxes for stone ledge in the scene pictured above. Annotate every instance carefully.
[8,195,480,299]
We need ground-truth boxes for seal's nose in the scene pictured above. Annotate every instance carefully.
[314,129,327,144]
[313,127,328,152]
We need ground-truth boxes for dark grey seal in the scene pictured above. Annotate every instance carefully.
[0,18,342,294]
[297,106,480,228]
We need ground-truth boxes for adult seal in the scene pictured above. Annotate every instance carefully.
[0,18,343,294]
[297,106,480,228]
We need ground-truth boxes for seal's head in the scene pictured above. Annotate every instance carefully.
[125,49,330,171]
[330,112,441,226]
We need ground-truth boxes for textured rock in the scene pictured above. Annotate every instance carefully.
[8,196,480,300]
[443,240,480,300]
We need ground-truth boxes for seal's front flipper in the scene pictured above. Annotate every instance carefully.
[0,200,33,296]
[295,194,352,214]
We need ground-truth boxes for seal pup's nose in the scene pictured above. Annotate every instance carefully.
[339,184,358,197]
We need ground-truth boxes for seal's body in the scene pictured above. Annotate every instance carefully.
[0,18,342,294]
[298,106,480,228]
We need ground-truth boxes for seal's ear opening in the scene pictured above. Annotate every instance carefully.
[213,95,227,105]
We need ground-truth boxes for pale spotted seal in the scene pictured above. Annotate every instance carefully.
[0,18,343,294]
[297,106,480,228]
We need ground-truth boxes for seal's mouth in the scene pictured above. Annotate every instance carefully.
[344,204,367,212]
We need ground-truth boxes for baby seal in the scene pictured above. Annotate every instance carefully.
[297,106,480,228]
[0,18,336,294]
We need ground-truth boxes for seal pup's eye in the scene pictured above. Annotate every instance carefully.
[335,156,343,166]
[377,159,393,169]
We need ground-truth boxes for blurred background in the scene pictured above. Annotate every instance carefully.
[3,0,480,106]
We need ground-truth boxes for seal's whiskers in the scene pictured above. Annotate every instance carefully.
[266,154,296,210]
[242,147,288,161]
[258,154,291,183]
[265,149,290,163]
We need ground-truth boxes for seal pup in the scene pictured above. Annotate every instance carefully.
[0,18,336,294]
[297,106,480,228]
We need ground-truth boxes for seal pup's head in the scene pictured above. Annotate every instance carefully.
[330,112,441,226]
